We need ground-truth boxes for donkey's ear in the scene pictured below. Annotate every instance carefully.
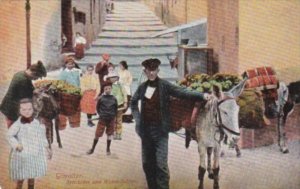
[224,78,247,98]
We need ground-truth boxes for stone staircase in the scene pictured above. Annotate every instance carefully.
[77,1,178,92]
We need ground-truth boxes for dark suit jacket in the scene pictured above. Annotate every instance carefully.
[131,77,206,137]
[0,71,34,121]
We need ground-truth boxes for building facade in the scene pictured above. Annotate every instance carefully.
[143,0,300,83]
[0,0,106,85]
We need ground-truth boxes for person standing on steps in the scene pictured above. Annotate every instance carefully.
[131,58,210,189]
[95,53,111,93]
[74,32,87,59]
[118,60,133,123]
[87,81,117,156]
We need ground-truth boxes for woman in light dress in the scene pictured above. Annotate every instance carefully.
[118,61,133,122]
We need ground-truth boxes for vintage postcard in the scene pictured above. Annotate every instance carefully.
[0,0,299,189]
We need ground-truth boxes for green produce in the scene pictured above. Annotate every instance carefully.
[176,73,265,129]
[34,80,81,95]
[178,73,242,92]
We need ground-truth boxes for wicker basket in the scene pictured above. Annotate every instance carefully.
[56,92,81,116]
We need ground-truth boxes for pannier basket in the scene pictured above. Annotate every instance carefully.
[169,98,195,132]
[57,92,81,116]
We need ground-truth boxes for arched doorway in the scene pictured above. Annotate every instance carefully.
[61,0,73,52]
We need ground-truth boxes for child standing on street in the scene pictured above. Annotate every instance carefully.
[87,81,117,155]
[80,65,100,127]
[58,56,82,129]
[7,98,51,189]
[105,71,127,140]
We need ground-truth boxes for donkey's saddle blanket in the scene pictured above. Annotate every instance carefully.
[244,66,278,90]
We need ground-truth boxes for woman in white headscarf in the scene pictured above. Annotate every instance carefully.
[118,61,133,122]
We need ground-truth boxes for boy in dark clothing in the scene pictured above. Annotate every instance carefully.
[87,81,117,155]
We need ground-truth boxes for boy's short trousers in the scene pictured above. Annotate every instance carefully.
[95,117,115,138]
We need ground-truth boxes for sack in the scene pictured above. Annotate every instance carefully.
[237,89,265,129]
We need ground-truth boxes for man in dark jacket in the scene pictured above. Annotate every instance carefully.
[131,58,210,189]
[95,53,111,93]
[0,61,47,128]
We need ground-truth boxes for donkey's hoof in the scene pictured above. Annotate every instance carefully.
[58,144,63,148]
[281,148,289,154]
[198,183,204,189]
[220,151,225,157]
[86,149,94,155]
[236,152,242,158]
[208,173,214,180]
[213,183,220,189]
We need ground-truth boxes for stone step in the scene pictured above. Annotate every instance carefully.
[112,10,153,14]
[105,21,164,27]
[92,38,177,47]
[105,17,160,22]
[76,60,179,91]
[98,31,174,39]
[121,66,178,81]
[102,25,167,32]
[85,46,177,56]
[105,18,160,22]
[106,14,157,19]
[88,0,179,91]
[112,7,151,11]
[77,55,176,67]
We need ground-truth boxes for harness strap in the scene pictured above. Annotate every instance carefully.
[220,124,240,136]
[215,98,240,139]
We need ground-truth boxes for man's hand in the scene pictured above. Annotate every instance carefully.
[123,102,128,110]
[203,93,212,101]
[16,144,23,152]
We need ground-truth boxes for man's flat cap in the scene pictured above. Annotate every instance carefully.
[142,58,161,70]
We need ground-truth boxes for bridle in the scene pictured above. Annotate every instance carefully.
[214,97,240,143]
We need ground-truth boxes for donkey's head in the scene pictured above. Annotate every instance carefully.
[215,78,247,138]
[32,85,59,120]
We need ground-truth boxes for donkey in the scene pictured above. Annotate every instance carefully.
[262,81,296,153]
[32,86,62,149]
[195,79,246,189]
